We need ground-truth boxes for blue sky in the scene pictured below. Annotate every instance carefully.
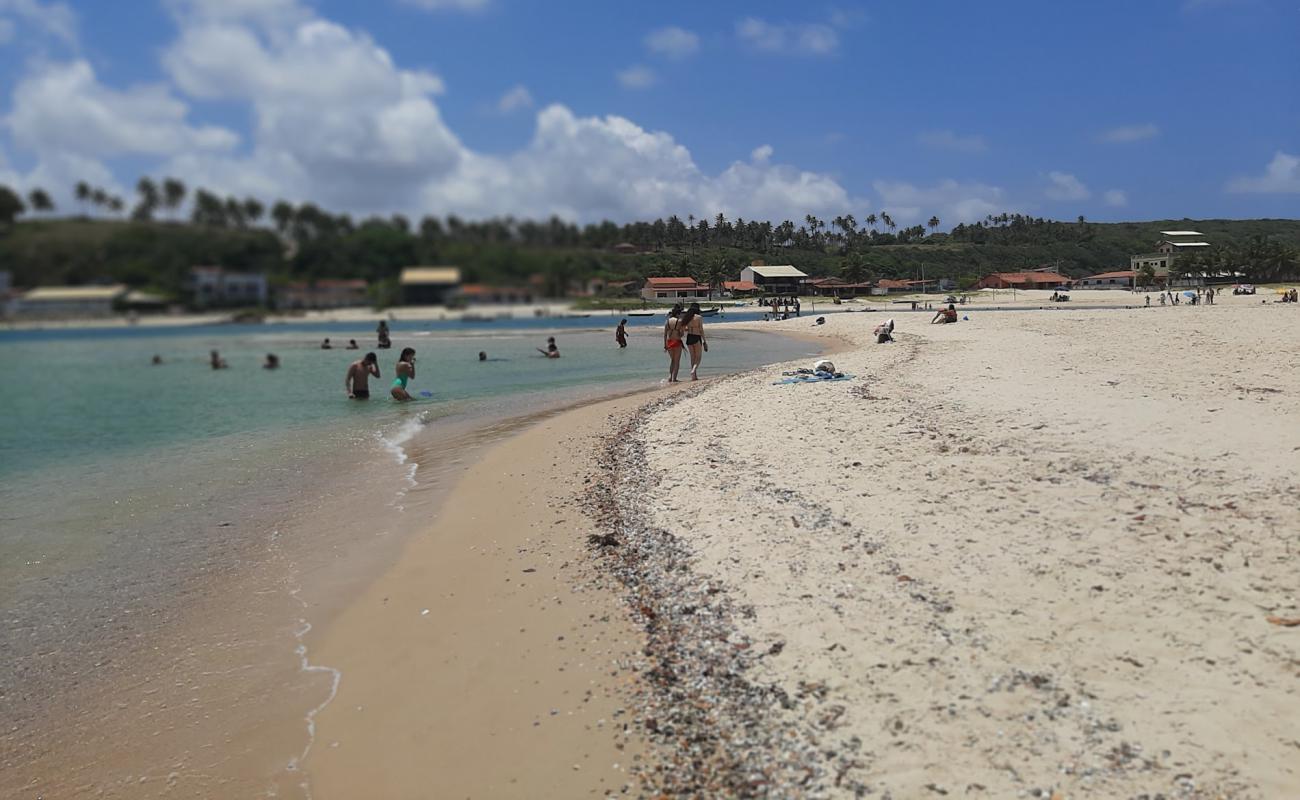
[0,0,1296,227]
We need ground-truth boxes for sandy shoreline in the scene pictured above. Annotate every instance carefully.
[599,303,1300,797]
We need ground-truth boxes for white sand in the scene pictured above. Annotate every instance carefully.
[628,303,1300,797]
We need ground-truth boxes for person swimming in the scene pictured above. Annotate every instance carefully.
[537,337,560,358]
[320,338,332,349]
[390,347,416,401]
[478,351,487,362]
[263,353,280,369]
[151,354,163,365]
[346,339,359,350]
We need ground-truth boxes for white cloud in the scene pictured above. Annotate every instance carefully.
[616,65,656,90]
[1045,171,1091,201]
[1103,189,1129,207]
[644,26,699,59]
[7,60,238,157]
[1226,151,1300,194]
[398,0,489,11]
[872,179,1007,225]
[0,0,77,45]
[736,16,838,55]
[3,0,866,224]
[917,129,987,154]
[496,84,533,114]
[1098,123,1159,143]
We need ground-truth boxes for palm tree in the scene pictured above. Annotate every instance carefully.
[162,178,186,219]
[880,212,895,234]
[90,187,109,214]
[928,216,940,236]
[133,177,160,221]
[75,181,91,215]
[27,188,54,214]
[107,195,125,215]
[865,213,877,234]
[243,198,265,225]
[271,201,294,234]
[0,186,26,226]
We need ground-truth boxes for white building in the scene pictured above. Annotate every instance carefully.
[16,285,127,317]
[1129,231,1210,284]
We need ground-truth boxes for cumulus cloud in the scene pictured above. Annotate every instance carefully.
[872,179,1007,225]
[2,0,866,224]
[1098,123,1159,143]
[1103,189,1129,207]
[1226,151,1300,193]
[1045,171,1090,201]
[0,0,77,46]
[496,84,533,114]
[7,60,238,157]
[616,64,656,89]
[736,17,838,55]
[644,25,699,59]
[917,129,987,154]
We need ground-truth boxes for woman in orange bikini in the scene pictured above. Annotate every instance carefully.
[663,304,685,383]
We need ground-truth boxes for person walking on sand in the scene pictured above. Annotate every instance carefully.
[346,352,380,399]
[390,348,416,401]
[682,302,708,381]
[663,305,686,382]
[615,318,628,348]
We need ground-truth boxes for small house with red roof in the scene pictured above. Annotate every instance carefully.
[973,269,1072,290]
[641,277,711,301]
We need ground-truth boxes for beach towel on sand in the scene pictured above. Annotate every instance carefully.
[774,373,855,385]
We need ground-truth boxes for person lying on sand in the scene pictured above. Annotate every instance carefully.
[931,304,958,324]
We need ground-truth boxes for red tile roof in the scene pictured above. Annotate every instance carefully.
[723,280,758,291]
[646,277,702,288]
[1083,270,1137,280]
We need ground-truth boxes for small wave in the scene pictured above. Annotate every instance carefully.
[285,593,342,800]
[377,413,427,467]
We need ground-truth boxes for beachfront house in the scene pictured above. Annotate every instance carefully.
[15,285,127,317]
[974,269,1072,290]
[641,277,711,301]
[1078,268,1170,290]
[738,262,808,296]
[871,279,914,295]
[188,266,269,308]
[278,279,370,310]
[721,280,759,298]
[1129,231,1210,286]
[453,284,535,305]
[400,266,462,305]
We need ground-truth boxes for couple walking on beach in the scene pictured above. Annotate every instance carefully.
[664,302,707,382]
[345,348,418,401]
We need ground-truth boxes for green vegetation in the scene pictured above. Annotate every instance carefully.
[2,177,1298,307]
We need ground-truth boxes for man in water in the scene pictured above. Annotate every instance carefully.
[345,352,380,399]
[209,350,228,369]
[615,319,628,348]
[321,338,332,349]
[263,353,280,370]
[478,351,488,362]
[537,337,560,358]
[346,339,359,350]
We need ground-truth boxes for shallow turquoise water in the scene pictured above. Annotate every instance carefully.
[0,320,816,726]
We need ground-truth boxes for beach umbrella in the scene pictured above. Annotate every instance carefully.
[1182,291,1196,298]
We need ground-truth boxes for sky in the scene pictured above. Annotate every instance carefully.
[0,0,1297,229]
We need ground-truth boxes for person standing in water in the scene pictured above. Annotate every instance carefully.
[377,320,392,349]
[345,352,380,399]
[615,319,628,348]
[663,305,686,382]
[390,348,416,401]
[682,302,708,381]
[209,350,228,369]
[537,337,560,358]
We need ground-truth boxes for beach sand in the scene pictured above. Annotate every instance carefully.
[301,394,663,799]
[598,303,1300,797]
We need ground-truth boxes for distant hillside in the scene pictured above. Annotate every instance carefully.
[2,216,1297,305]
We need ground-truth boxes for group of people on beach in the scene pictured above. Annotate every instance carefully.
[662,302,708,382]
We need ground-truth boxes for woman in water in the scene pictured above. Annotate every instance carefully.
[615,319,628,348]
[682,303,708,381]
[390,347,416,401]
[663,305,685,382]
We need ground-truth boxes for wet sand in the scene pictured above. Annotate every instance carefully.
[302,393,667,798]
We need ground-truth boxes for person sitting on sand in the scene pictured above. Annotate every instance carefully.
[537,337,560,358]
[345,352,379,399]
[320,338,332,349]
[390,348,416,401]
[263,353,280,370]
[874,319,895,343]
[346,339,359,350]
[615,319,628,348]
[209,350,228,369]
[931,304,958,324]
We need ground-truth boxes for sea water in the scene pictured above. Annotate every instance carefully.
[0,315,816,794]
